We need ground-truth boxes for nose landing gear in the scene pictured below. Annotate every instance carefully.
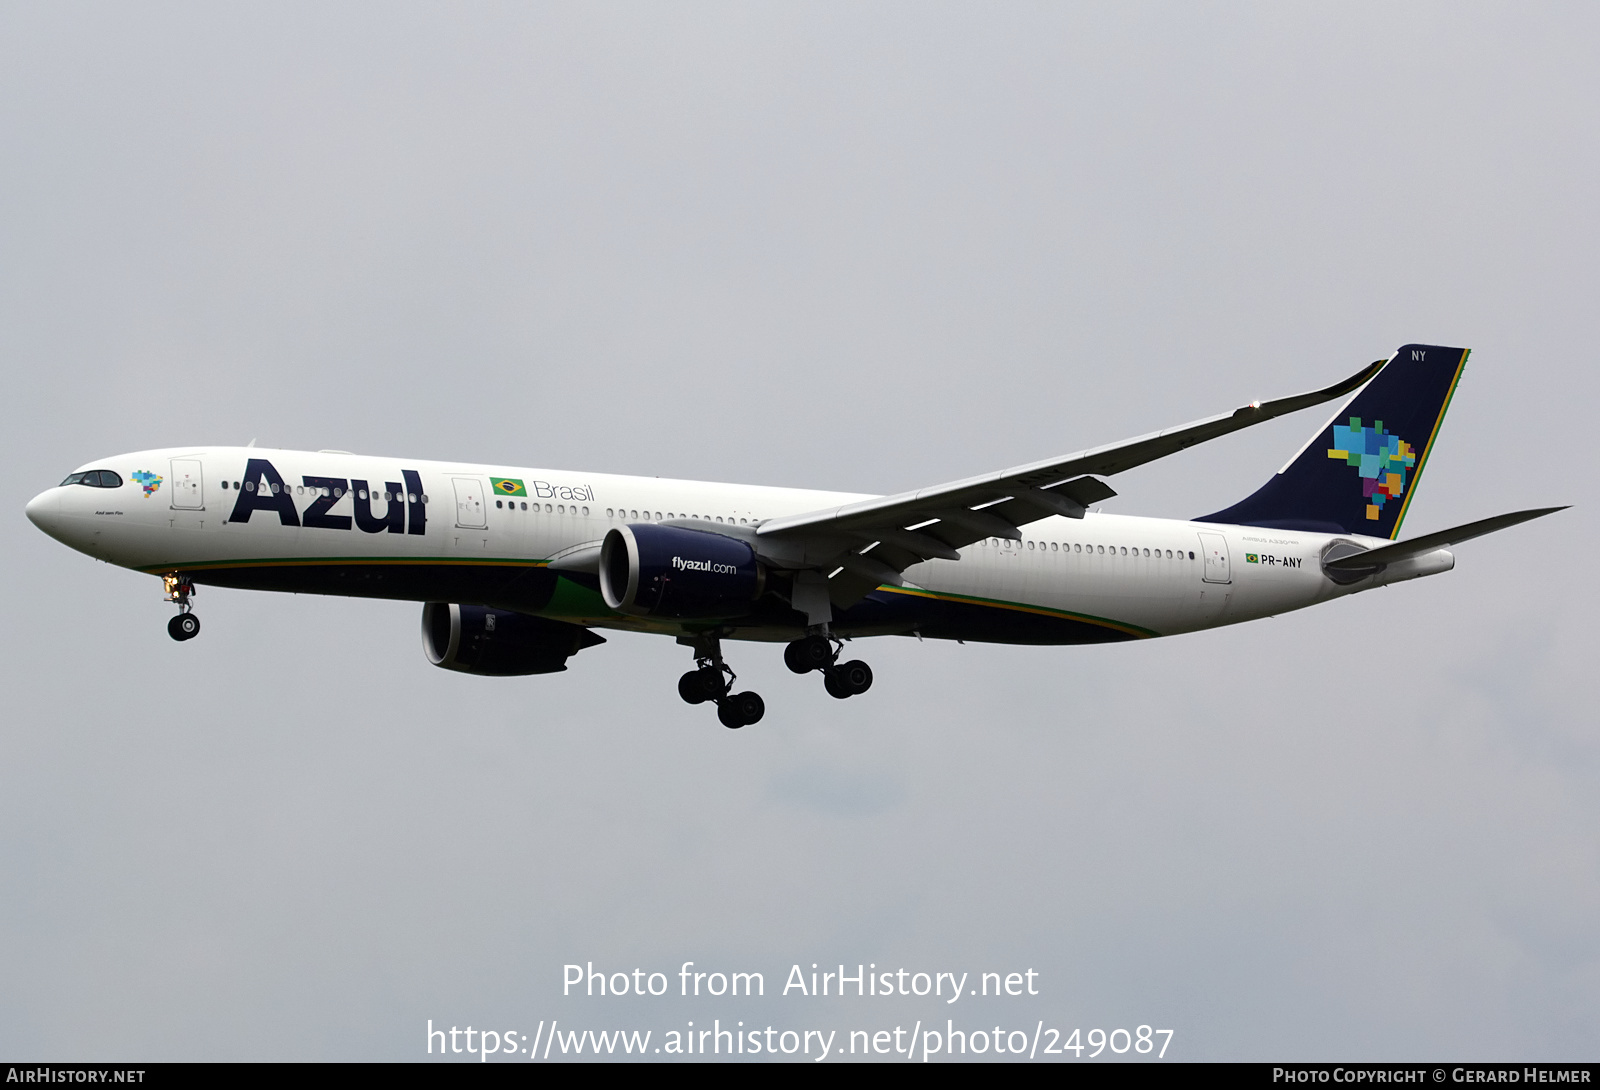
[677,634,764,729]
[785,631,872,699]
[163,574,200,642]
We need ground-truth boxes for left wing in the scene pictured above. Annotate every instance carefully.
[756,358,1387,606]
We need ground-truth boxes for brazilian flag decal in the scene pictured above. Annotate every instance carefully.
[491,477,527,497]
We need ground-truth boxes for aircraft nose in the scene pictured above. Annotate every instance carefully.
[25,488,62,535]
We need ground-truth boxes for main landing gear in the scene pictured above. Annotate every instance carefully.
[677,634,765,729]
[676,630,873,728]
[163,574,200,642]
[784,632,872,700]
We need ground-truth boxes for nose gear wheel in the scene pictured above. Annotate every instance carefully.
[162,573,200,642]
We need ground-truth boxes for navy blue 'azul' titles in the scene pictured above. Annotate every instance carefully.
[227,458,428,535]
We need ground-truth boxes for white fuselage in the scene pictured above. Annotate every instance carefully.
[26,446,1455,645]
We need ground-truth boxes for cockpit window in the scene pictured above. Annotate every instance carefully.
[60,470,122,488]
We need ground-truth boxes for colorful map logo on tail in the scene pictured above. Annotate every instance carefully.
[1327,418,1416,522]
[131,470,162,497]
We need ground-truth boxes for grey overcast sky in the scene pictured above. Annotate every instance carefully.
[2,2,1595,1062]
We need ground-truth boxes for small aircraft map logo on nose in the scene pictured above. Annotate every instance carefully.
[1327,417,1416,521]
[131,470,162,497]
[491,478,526,497]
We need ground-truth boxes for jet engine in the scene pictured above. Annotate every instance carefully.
[599,524,764,619]
[421,602,604,675]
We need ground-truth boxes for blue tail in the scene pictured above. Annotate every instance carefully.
[1196,344,1468,539]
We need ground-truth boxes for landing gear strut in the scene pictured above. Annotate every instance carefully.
[677,634,764,729]
[785,629,872,699]
[163,574,200,642]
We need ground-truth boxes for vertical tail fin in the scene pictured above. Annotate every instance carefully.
[1196,344,1468,539]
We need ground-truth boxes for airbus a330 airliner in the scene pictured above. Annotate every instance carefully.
[26,345,1562,728]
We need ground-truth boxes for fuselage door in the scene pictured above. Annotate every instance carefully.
[170,458,204,510]
[1198,531,1231,584]
[453,477,487,529]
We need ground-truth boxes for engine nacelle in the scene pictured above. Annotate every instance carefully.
[599,523,764,619]
[421,602,604,676]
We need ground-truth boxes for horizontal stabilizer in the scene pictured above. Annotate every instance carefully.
[1324,506,1568,570]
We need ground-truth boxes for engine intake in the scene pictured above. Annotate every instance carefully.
[421,602,604,676]
[600,523,764,618]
